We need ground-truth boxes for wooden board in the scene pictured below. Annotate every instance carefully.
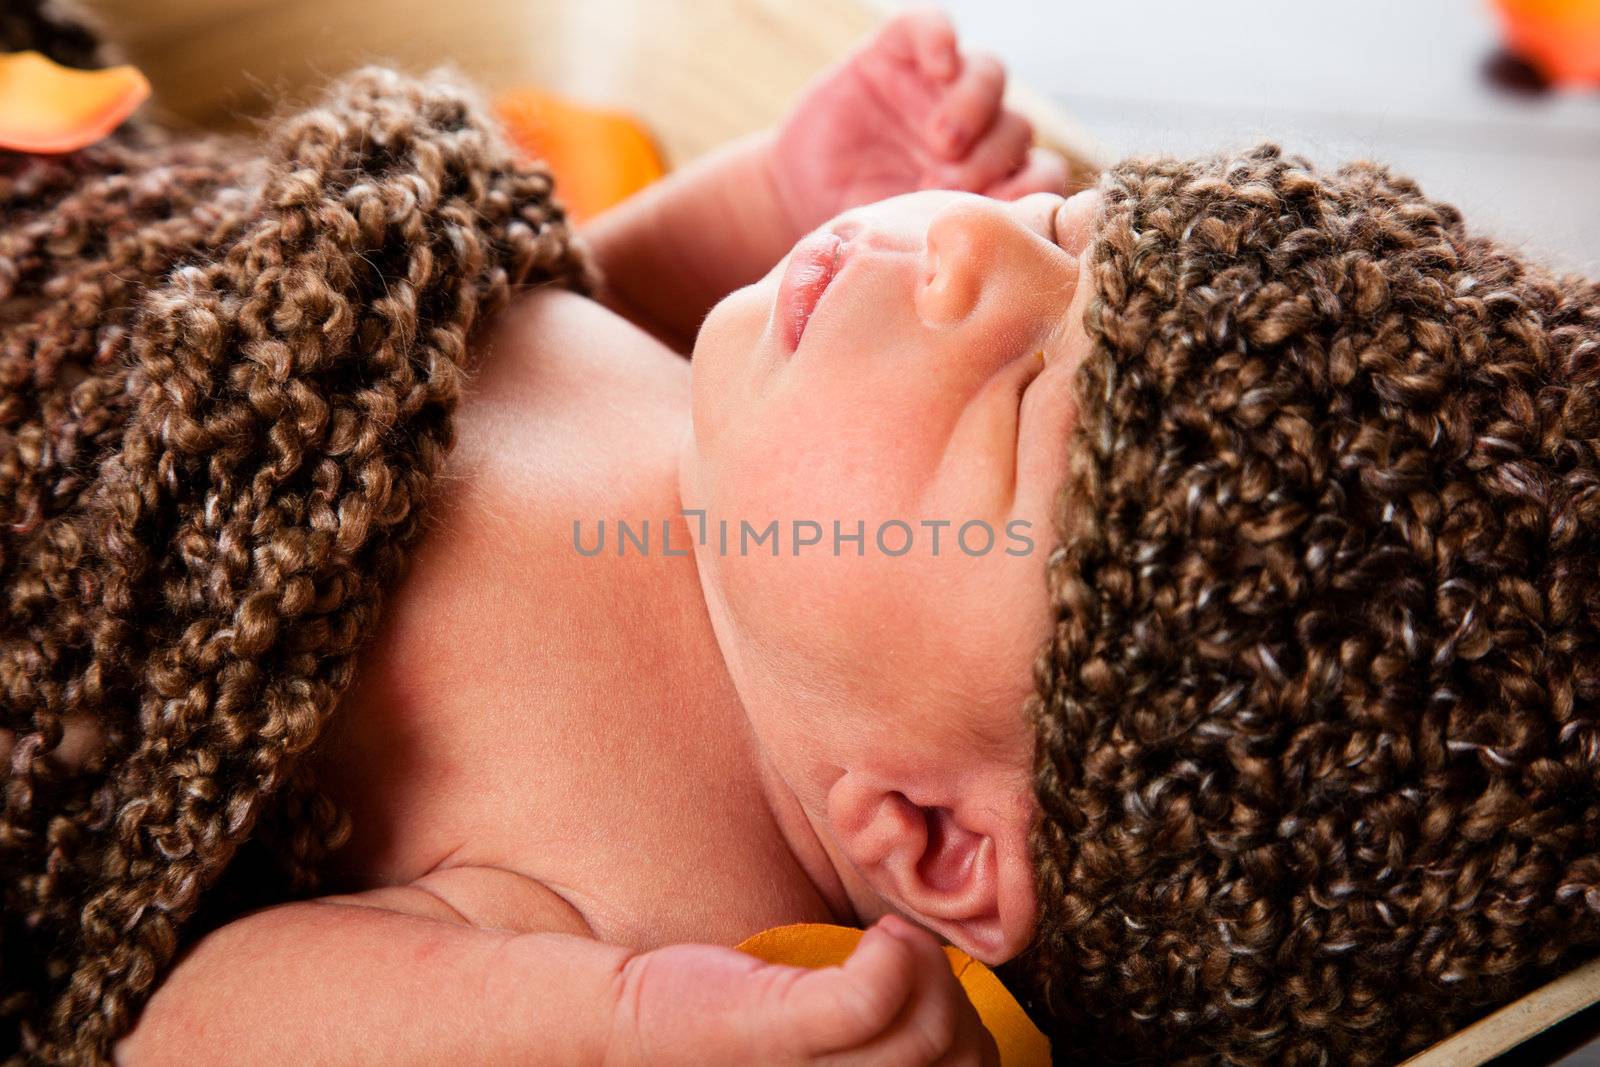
[1402,958,1600,1067]
[81,0,1099,181]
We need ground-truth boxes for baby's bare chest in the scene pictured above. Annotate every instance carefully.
[310,290,829,949]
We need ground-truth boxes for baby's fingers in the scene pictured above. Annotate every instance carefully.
[926,51,1006,161]
[931,109,1032,193]
[776,918,919,1055]
[877,6,960,84]
[985,145,1071,201]
[825,917,1000,1067]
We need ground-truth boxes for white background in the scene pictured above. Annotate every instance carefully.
[881,0,1600,275]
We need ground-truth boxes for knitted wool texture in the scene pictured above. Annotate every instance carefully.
[1018,143,1600,1065]
[0,8,591,1062]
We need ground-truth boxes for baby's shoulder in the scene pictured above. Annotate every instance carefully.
[324,864,596,940]
[471,286,689,405]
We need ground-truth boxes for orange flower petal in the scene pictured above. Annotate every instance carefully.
[1493,0,1600,85]
[736,923,1051,1067]
[494,87,665,223]
[0,50,151,154]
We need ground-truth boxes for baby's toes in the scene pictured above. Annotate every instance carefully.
[925,51,1006,161]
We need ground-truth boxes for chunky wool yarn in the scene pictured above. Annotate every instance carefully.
[0,6,590,1063]
[1019,143,1600,1065]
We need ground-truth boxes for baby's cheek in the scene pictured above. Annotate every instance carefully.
[875,554,1047,745]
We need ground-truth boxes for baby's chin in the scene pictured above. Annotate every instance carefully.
[685,278,772,446]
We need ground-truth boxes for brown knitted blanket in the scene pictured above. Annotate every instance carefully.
[0,6,591,1062]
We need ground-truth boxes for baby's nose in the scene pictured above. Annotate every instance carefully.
[918,199,1024,326]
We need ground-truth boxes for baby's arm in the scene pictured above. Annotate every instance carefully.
[582,9,1065,352]
[582,131,795,353]
[116,872,994,1066]
[113,879,631,1065]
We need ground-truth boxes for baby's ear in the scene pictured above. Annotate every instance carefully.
[825,771,1037,965]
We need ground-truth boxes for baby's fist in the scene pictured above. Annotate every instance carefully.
[608,915,998,1066]
[770,7,1068,236]
[761,915,999,1065]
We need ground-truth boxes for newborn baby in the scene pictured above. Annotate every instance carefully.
[11,3,1600,1065]
[111,10,1083,1065]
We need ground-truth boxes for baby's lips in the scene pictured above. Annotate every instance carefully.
[0,50,151,154]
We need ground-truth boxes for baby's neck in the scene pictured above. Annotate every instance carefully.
[746,732,895,929]
[647,466,878,930]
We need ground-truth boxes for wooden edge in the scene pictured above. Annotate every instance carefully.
[1400,957,1600,1067]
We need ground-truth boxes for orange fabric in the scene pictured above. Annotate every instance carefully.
[1494,0,1600,85]
[494,87,665,223]
[736,923,1051,1066]
[0,51,149,153]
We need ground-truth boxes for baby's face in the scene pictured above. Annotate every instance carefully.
[682,188,1100,817]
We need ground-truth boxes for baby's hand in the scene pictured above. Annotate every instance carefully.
[609,914,999,1066]
[769,7,1067,237]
